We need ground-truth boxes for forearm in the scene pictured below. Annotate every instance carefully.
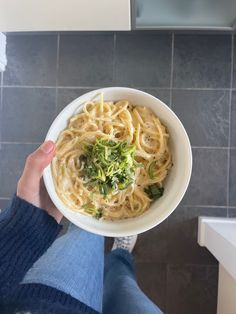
[0,195,62,297]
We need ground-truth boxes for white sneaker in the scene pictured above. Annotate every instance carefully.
[112,235,138,253]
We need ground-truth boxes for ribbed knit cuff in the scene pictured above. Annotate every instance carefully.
[9,284,99,314]
[0,195,62,286]
[0,194,62,240]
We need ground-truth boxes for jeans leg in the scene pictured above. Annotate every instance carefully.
[103,249,163,314]
[21,224,104,313]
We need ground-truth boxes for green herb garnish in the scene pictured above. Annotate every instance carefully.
[95,208,103,219]
[144,184,164,200]
[82,202,103,219]
[82,139,137,197]
[148,161,156,179]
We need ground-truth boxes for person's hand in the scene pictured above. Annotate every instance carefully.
[17,141,63,223]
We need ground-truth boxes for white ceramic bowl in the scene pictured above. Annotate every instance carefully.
[43,87,192,236]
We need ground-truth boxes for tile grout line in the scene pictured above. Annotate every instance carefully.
[171,87,232,91]
[55,33,60,115]
[165,261,168,313]
[169,33,174,108]
[181,204,228,209]
[165,203,170,314]
[112,33,117,86]
[226,34,234,217]
[1,85,233,91]
[171,87,231,91]
[3,85,56,89]
[191,146,228,149]
[0,141,41,145]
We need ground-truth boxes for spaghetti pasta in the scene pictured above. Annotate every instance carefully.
[52,95,172,220]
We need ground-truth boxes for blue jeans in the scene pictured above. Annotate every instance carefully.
[22,224,163,314]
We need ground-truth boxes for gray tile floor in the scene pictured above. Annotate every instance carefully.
[0,32,235,314]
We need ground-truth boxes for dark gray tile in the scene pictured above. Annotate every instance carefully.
[172,89,229,147]
[228,208,236,217]
[233,36,236,88]
[230,91,236,147]
[167,206,227,264]
[139,88,170,106]
[134,220,168,263]
[0,88,2,141]
[58,34,114,87]
[135,262,166,312]
[1,88,56,142]
[166,264,218,314]
[4,35,57,86]
[0,144,37,197]
[57,88,95,113]
[115,33,171,87]
[183,148,227,206]
[173,35,231,88]
[229,149,236,206]
[58,217,70,237]
[0,198,11,210]
[105,237,113,254]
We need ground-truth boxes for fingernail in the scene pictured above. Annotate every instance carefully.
[40,141,55,154]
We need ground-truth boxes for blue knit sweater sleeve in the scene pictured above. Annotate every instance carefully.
[0,194,62,300]
[0,195,99,314]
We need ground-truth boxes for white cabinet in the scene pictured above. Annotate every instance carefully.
[198,217,236,314]
[217,265,236,314]
[0,0,131,32]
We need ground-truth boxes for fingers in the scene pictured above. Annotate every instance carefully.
[17,141,55,199]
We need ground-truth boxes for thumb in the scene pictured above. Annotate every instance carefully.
[17,141,55,196]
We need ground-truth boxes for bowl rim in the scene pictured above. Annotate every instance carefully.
[43,87,192,236]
